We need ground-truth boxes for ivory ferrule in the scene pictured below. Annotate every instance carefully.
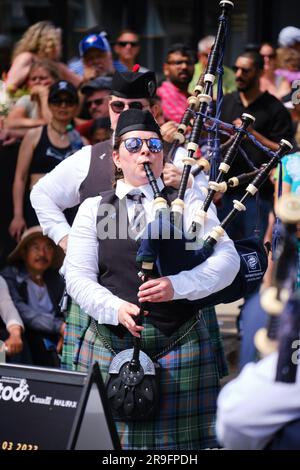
[171,198,185,215]
[194,85,203,94]
[260,287,289,315]
[182,156,198,166]
[198,93,212,104]
[228,176,239,187]
[193,209,207,226]
[233,200,246,211]
[187,95,199,107]
[210,225,225,241]
[204,73,216,84]
[254,328,278,357]
[208,181,228,193]
[246,183,258,196]
[219,162,230,173]
[177,123,187,133]
[187,142,198,153]
[152,197,168,212]
[198,157,210,172]
[174,131,185,143]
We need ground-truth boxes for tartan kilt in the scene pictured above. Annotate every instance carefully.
[201,305,228,378]
[61,299,90,371]
[60,299,228,379]
[76,312,221,450]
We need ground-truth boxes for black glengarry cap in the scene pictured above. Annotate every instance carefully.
[115,109,161,138]
[111,70,157,99]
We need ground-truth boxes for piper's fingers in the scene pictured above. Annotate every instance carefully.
[139,292,163,303]
[139,279,160,291]
[128,325,144,338]
[127,308,140,317]
[138,284,161,297]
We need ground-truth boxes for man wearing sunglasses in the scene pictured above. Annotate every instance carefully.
[30,70,162,371]
[113,29,148,73]
[218,50,294,242]
[31,69,161,257]
[76,76,112,141]
[31,69,222,374]
[32,68,209,256]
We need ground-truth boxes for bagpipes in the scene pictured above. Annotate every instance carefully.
[106,263,161,422]
[137,139,292,310]
[135,0,294,309]
[171,0,235,219]
[255,193,300,383]
[134,5,294,307]
[105,0,236,422]
[105,0,293,423]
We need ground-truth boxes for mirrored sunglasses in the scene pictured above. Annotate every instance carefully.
[122,137,163,154]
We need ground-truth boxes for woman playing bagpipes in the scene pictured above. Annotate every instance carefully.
[64,109,240,450]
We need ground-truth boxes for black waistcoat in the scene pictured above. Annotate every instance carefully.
[79,139,114,203]
[97,188,198,337]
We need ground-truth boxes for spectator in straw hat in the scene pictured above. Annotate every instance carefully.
[1,226,65,367]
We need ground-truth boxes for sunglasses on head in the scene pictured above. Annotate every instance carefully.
[232,65,252,74]
[87,98,105,107]
[121,137,163,154]
[116,41,139,47]
[110,100,145,114]
[49,97,77,106]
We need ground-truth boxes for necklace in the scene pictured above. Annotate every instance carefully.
[50,122,68,141]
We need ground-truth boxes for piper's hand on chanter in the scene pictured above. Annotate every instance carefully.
[138,277,174,304]
[118,301,147,338]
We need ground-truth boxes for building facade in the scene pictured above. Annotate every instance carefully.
[0,0,300,74]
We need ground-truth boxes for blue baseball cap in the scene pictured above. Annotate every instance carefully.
[79,33,111,57]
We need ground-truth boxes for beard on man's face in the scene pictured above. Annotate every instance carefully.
[172,72,192,87]
[236,76,256,92]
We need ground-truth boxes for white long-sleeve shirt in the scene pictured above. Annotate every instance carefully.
[65,178,240,326]
[0,276,24,329]
[216,352,300,450]
[30,143,210,245]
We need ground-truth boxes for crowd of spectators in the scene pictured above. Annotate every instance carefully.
[1,19,300,450]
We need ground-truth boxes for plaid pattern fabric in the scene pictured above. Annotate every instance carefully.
[61,299,90,371]
[201,306,228,378]
[76,313,220,450]
[61,300,227,378]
